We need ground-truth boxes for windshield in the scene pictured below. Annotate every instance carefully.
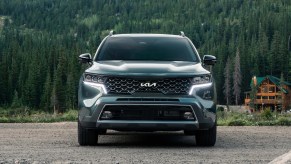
[96,36,198,62]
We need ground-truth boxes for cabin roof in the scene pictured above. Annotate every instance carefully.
[250,75,291,94]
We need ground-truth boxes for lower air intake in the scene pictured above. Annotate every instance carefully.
[100,105,195,121]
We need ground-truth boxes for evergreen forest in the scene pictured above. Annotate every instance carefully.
[0,0,291,113]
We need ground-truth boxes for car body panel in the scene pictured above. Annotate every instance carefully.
[86,61,209,76]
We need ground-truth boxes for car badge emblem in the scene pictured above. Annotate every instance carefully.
[140,82,157,87]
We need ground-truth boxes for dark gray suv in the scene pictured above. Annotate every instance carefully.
[78,32,217,146]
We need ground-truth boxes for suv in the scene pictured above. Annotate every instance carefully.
[78,32,217,146]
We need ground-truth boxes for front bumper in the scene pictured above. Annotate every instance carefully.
[78,80,216,131]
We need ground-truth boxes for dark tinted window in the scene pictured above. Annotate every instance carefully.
[96,36,197,61]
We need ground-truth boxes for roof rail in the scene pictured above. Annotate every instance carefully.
[109,30,114,36]
[180,31,185,37]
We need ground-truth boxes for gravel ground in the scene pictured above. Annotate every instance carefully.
[0,123,290,164]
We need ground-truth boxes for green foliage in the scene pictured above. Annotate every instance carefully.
[40,71,52,112]
[276,117,291,126]
[80,14,100,30]
[249,79,257,110]
[1,107,290,125]
[217,111,291,126]
[11,90,22,108]
[228,119,248,126]
[261,108,273,120]
[223,57,232,106]
[53,55,68,113]
[61,110,78,121]
[0,107,31,116]
[0,107,78,123]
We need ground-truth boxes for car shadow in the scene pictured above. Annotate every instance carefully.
[95,131,198,147]
[74,130,247,148]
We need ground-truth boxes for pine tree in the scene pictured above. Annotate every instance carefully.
[40,71,52,112]
[52,54,67,113]
[279,39,289,79]
[50,85,58,115]
[23,54,41,108]
[11,90,21,108]
[258,29,269,75]
[279,73,285,111]
[224,56,232,108]
[269,31,281,76]
[66,72,76,109]
[249,76,257,111]
[233,48,242,105]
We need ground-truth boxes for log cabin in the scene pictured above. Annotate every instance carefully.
[245,75,291,112]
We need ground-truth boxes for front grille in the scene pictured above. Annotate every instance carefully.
[100,105,195,121]
[105,77,191,95]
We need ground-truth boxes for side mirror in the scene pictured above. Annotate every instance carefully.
[79,53,92,64]
[203,55,216,65]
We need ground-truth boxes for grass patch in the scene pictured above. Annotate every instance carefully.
[217,110,291,126]
[0,107,78,123]
[228,119,249,126]
[276,117,291,126]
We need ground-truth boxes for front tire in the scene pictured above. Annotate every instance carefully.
[195,123,216,147]
[78,121,98,146]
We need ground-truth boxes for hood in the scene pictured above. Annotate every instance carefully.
[85,61,210,76]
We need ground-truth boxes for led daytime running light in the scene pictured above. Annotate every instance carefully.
[84,74,107,84]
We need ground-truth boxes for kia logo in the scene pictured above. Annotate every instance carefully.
[140,82,157,87]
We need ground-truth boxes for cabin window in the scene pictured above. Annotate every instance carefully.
[262,96,268,99]
[258,88,261,93]
[262,86,268,93]
[269,96,275,99]
[269,87,275,93]
[256,96,261,99]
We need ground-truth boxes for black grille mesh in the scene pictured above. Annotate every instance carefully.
[101,105,195,121]
[104,77,191,95]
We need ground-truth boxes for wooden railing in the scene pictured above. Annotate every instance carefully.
[245,98,282,104]
[256,93,281,96]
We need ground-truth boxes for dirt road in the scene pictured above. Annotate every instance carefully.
[0,123,290,163]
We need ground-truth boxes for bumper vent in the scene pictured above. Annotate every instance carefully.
[105,77,191,95]
[100,105,195,121]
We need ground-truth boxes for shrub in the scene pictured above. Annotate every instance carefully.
[260,108,273,120]
[276,117,291,126]
[228,119,248,126]
[61,110,78,121]
[256,121,276,126]
[0,116,9,123]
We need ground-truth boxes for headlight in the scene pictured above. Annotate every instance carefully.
[189,74,212,95]
[83,74,108,94]
[84,74,107,84]
[191,75,211,85]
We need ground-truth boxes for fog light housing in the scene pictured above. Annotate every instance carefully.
[101,111,113,119]
[184,112,194,120]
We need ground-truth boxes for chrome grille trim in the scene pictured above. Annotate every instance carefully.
[105,77,191,95]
